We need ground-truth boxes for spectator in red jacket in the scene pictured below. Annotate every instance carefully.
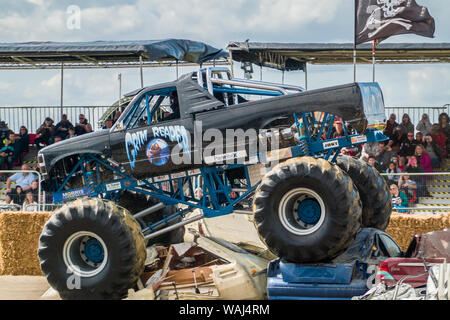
[431,124,447,158]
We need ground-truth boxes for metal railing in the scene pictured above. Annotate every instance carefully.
[0,105,110,133]
[385,105,450,128]
[380,171,450,214]
[0,104,447,135]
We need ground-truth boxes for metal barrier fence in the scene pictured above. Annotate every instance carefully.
[385,105,450,129]
[380,171,450,214]
[0,104,448,135]
[0,106,110,133]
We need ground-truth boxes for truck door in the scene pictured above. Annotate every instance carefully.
[110,87,193,179]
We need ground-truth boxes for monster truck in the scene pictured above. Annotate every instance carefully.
[37,67,391,299]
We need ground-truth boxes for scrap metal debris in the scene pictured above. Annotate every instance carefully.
[137,235,270,300]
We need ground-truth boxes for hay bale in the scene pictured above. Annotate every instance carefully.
[0,211,53,275]
[386,213,450,251]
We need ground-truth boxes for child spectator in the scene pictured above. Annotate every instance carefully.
[0,137,14,169]
[398,173,417,202]
[0,121,13,148]
[22,191,39,212]
[35,117,55,149]
[368,155,382,172]
[386,162,402,185]
[390,184,409,214]
[8,132,22,165]
[415,132,424,145]
[397,155,406,172]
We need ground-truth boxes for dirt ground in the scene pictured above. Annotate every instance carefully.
[0,213,262,300]
[0,276,50,300]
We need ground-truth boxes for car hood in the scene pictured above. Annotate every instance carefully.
[38,129,111,167]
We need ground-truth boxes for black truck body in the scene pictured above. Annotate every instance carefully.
[38,71,385,183]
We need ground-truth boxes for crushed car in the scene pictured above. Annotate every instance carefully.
[267,228,403,300]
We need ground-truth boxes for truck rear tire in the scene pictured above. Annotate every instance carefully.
[118,191,185,246]
[38,198,146,300]
[253,157,362,263]
[336,156,391,230]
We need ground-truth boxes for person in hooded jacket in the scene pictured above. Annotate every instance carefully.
[416,113,433,136]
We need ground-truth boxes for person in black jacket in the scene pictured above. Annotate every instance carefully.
[398,132,418,158]
[35,117,55,149]
[383,113,398,139]
[55,114,73,139]
[12,126,30,165]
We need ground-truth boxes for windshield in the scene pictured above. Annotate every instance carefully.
[358,82,386,128]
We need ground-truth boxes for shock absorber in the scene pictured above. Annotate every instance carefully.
[296,122,311,156]
[298,138,311,156]
[84,164,98,197]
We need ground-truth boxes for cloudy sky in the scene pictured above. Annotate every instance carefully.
[0,0,449,112]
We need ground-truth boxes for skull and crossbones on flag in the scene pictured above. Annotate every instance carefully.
[355,0,435,45]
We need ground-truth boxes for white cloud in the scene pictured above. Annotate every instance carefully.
[0,0,449,108]
[408,67,450,106]
[26,0,46,6]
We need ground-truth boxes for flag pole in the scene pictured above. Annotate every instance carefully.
[353,0,357,82]
[372,40,376,82]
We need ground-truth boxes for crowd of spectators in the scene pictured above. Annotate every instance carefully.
[0,113,96,209]
[35,113,93,149]
[1,110,449,212]
[331,111,449,212]
[378,112,449,211]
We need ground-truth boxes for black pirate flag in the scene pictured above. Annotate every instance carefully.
[355,0,435,45]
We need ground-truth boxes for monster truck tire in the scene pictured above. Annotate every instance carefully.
[253,157,362,263]
[336,156,391,230]
[38,198,146,300]
[118,191,185,246]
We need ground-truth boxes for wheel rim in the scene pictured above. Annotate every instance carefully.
[278,188,326,235]
[63,231,108,278]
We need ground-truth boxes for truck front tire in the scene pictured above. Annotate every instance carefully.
[38,198,146,300]
[253,157,362,263]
